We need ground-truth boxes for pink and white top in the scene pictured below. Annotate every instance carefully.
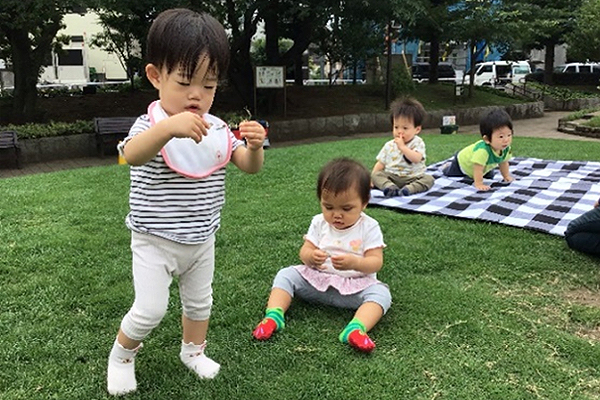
[294,213,386,295]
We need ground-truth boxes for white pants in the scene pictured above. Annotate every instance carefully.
[120,231,215,341]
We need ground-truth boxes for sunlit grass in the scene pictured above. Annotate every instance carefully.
[1,135,600,399]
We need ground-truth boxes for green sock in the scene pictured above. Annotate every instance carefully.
[265,307,285,330]
[339,318,366,343]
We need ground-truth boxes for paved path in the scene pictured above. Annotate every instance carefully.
[0,111,596,179]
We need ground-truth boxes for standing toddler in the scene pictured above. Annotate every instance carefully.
[107,8,266,396]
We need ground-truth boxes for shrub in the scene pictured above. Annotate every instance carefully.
[562,107,600,122]
[525,81,597,100]
[0,120,94,139]
[526,71,600,86]
[390,64,415,98]
[582,116,600,128]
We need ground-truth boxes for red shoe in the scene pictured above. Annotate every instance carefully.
[253,318,278,340]
[348,329,375,353]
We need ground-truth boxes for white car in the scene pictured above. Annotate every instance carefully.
[553,62,600,74]
[466,61,531,88]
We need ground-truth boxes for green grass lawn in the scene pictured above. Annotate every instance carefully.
[2,135,600,399]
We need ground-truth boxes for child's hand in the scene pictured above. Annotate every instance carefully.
[330,254,358,271]
[394,136,406,150]
[167,111,210,143]
[474,182,491,191]
[310,249,329,270]
[238,121,266,151]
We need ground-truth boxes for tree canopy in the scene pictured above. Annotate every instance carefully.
[0,0,85,123]
[0,0,598,123]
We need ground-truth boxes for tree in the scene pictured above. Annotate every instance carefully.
[565,0,600,62]
[398,0,455,85]
[90,0,204,90]
[226,0,335,112]
[0,1,85,123]
[507,0,581,84]
[449,0,513,97]
[89,13,142,90]
[332,0,387,85]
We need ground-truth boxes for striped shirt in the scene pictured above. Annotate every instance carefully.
[119,113,243,244]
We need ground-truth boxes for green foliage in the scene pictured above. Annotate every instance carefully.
[562,107,600,122]
[472,84,529,100]
[220,107,253,128]
[526,81,598,100]
[390,64,415,98]
[565,0,600,62]
[1,120,94,139]
[98,77,144,93]
[38,86,82,98]
[582,115,600,128]
[3,136,600,399]
[508,0,582,53]
[250,37,294,66]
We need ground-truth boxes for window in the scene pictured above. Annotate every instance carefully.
[478,65,493,75]
[57,50,83,66]
[438,64,456,78]
[496,65,511,77]
[565,66,576,73]
[513,66,530,74]
[580,65,592,73]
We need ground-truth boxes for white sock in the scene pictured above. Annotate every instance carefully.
[180,340,220,379]
[107,338,142,396]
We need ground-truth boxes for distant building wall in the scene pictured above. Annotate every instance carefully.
[529,45,568,71]
[61,12,128,81]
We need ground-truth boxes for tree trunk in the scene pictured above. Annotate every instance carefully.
[8,29,40,124]
[468,39,477,98]
[385,20,393,109]
[543,41,555,85]
[263,1,280,65]
[429,35,440,84]
[228,54,254,110]
[294,53,303,85]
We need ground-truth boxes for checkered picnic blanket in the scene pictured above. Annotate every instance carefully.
[369,157,600,236]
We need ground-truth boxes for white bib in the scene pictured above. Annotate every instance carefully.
[148,101,232,179]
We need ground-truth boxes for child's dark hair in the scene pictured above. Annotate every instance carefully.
[317,158,371,204]
[389,97,426,127]
[480,108,513,140]
[147,8,230,81]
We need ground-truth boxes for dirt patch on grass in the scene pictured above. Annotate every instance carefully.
[564,288,600,308]
[564,288,600,341]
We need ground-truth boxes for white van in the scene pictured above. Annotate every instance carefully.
[467,61,531,88]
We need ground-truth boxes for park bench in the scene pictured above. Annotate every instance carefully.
[94,116,137,157]
[0,130,21,168]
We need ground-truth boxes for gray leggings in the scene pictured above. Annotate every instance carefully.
[272,266,392,314]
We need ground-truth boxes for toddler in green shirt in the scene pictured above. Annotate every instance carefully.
[442,108,514,191]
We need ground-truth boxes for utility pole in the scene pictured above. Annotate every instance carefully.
[385,20,393,110]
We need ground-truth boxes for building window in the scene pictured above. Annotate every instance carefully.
[58,50,83,66]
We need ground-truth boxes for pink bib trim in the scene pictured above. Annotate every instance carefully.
[148,101,232,179]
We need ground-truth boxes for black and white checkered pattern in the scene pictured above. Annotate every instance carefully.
[369,157,600,236]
